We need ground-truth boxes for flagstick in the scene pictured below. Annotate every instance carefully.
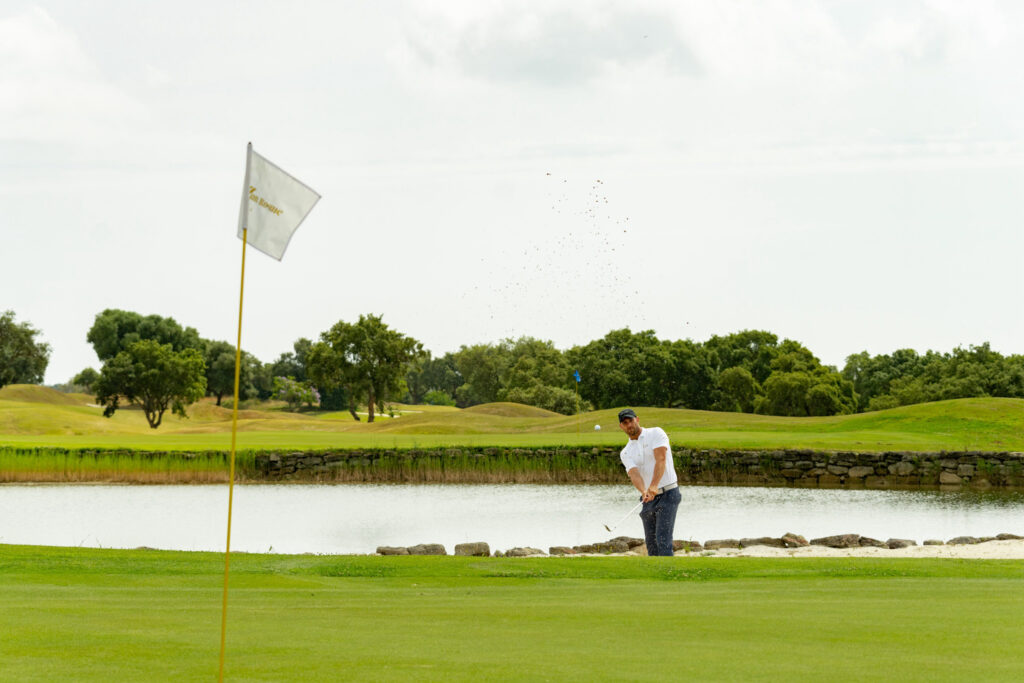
[575,382,580,437]
[218,227,247,682]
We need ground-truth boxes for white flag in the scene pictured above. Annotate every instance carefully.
[237,143,321,260]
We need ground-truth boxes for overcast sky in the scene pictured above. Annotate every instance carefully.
[4,0,1023,384]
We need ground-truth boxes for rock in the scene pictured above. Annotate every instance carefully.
[572,544,597,553]
[454,542,490,557]
[376,546,409,555]
[996,533,1024,540]
[826,465,849,475]
[505,547,545,557]
[610,536,646,549]
[957,464,975,477]
[886,539,917,549]
[847,466,874,478]
[548,546,576,556]
[781,533,808,547]
[947,536,980,545]
[889,461,916,476]
[810,534,861,548]
[740,537,786,548]
[673,540,703,553]
[858,536,886,548]
[939,471,962,485]
[923,539,945,546]
[704,539,741,550]
[407,543,446,555]
[591,541,630,554]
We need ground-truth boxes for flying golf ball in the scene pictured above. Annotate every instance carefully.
[594,425,601,431]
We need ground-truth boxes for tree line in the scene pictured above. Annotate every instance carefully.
[3,307,1024,429]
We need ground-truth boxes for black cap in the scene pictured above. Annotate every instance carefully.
[618,408,637,422]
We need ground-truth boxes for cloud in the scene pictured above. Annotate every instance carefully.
[0,7,144,142]
[401,2,700,87]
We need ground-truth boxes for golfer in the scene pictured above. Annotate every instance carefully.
[618,408,680,556]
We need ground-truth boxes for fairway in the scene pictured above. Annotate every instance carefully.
[3,385,1024,453]
[2,545,1023,681]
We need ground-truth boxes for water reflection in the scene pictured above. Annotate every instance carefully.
[1,484,1022,554]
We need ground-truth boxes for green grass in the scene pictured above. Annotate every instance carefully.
[1,544,1022,681]
[3,384,1024,452]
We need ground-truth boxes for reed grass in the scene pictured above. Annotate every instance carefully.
[289,450,623,484]
[0,447,243,484]
[0,446,624,484]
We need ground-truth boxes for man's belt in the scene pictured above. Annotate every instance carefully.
[655,482,678,495]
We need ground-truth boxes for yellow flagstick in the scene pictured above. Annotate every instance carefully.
[218,227,247,682]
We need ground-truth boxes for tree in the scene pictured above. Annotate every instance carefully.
[666,339,718,410]
[755,344,857,417]
[272,376,320,410]
[862,343,1024,410]
[497,337,587,413]
[93,339,207,428]
[718,366,759,413]
[453,343,512,407]
[565,329,674,409]
[705,330,780,385]
[758,371,814,416]
[405,352,463,404]
[270,338,313,383]
[0,310,51,388]
[842,348,924,411]
[307,314,424,422]
[72,367,100,392]
[203,340,260,406]
[87,309,201,362]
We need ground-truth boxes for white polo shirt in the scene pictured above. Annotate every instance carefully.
[619,426,677,490]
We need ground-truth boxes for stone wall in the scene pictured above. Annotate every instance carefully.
[252,447,1024,489]
[672,448,1024,489]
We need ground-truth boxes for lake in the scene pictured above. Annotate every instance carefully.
[2,484,1023,554]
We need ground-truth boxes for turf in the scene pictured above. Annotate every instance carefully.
[3,384,1024,452]
[1,545,1022,681]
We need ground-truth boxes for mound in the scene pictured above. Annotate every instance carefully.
[463,402,561,418]
[0,384,91,406]
[186,402,314,422]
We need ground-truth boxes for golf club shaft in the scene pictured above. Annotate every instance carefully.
[605,501,643,532]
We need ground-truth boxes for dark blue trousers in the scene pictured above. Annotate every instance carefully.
[639,487,681,556]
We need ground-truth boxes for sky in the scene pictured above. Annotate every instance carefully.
[3,0,1023,385]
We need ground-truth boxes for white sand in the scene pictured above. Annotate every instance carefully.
[694,539,1024,559]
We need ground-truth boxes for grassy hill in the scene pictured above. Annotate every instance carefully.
[2,384,1023,452]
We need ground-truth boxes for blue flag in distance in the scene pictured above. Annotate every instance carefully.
[574,370,581,383]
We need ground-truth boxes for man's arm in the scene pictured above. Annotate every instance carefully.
[627,467,645,496]
[644,447,668,501]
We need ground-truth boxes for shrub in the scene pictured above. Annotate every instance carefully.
[273,376,320,410]
[424,390,456,406]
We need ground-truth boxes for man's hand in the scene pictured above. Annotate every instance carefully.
[642,486,658,502]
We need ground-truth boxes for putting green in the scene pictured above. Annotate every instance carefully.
[1,545,1022,681]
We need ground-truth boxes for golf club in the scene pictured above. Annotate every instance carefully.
[603,501,643,532]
